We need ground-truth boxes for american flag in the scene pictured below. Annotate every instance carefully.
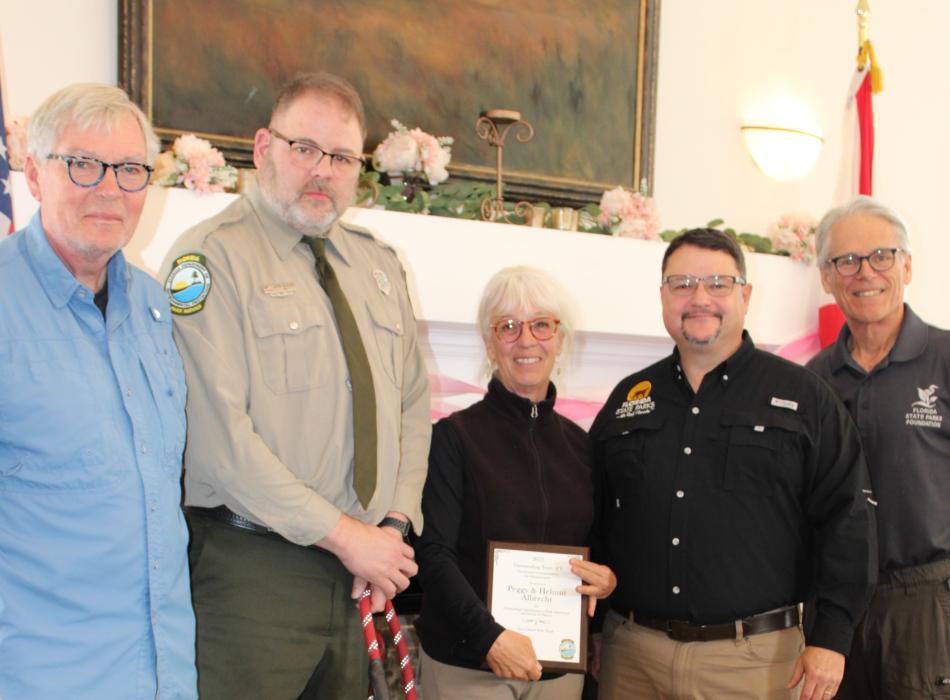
[0,76,13,235]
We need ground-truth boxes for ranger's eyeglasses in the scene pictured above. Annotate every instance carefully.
[268,128,364,174]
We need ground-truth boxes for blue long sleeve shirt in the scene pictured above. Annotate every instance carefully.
[0,214,197,699]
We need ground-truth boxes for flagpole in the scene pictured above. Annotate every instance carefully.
[819,0,882,348]
[857,0,870,48]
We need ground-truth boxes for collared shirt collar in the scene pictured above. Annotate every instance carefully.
[23,211,130,310]
[245,180,354,266]
[831,303,928,373]
[670,330,756,385]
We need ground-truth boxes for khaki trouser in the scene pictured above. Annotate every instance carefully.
[419,646,585,700]
[187,512,367,700]
[598,609,804,700]
[837,558,950,699]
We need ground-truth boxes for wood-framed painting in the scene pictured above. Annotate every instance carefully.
[120,0,660,206]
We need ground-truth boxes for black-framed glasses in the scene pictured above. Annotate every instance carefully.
[48,153,153,193]
[267,128,364,173]
[662,274,747,297]
[826,247,902,276]
[492,317,560,343]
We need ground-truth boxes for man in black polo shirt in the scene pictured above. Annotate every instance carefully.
[592,228,875,700]
[807,196,950,699]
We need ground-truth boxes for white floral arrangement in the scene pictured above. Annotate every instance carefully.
[597,186,661,240]
[153,134,238,194]
[372,119,453,185]
[768,213,817,263]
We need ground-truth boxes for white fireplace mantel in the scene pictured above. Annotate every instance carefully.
[10,176,824,417]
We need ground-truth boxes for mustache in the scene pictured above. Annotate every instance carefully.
[681,310,723,322]
[301,180,332,196]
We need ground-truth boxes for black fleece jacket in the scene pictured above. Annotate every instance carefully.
[414,377,593,670]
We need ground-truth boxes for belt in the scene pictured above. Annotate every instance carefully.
[878,557,950,588]
[187,505,274,534]
[186,505,334,556]
[630,604,800,643]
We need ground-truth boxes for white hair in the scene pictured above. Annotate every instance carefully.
[476,266,578,377]
[815,195,911,265]
[28,83,160,164]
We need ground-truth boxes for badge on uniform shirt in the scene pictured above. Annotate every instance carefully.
[263,282,296,298]
[372,269,391,296]
[165,253,212,315]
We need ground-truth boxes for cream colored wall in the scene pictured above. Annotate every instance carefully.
[654,1,950,328]
[2,0,948,326]
[0,0,116,114]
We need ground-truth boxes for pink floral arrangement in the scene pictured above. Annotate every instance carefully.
[153,134,238,193]
[597,186,661,240]
[5,116,30,171]
[372,119,453,185]
[768,213,817,263]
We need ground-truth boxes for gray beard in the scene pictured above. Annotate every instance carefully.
[257,169,339,236]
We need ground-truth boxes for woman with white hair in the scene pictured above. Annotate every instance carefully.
[414,266,616,699]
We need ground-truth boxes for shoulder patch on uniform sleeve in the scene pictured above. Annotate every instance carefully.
[165,252,212,315]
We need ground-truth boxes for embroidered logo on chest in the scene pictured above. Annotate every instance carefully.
[905,384,944,429]
[615,380,656,418]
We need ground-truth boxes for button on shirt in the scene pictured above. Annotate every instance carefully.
[0,215,197,699]
[591,332,876,655]
[807,305,950,571]
[158,183,431,544]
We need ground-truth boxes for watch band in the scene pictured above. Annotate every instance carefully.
[379,516,411,539]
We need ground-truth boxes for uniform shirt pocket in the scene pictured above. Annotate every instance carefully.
[366,299,404,387]
[250,299,331,394]
[720,409,804,495]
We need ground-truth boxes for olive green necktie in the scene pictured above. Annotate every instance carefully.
[308,236,377,508]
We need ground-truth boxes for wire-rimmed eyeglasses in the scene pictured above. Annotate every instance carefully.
[491,317,561,343]
[268,128,364,174]
[826,248,902,277]
[662,274,747,297]
[48,153,153,193]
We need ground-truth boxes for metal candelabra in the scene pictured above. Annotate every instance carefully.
[474,109,535,224]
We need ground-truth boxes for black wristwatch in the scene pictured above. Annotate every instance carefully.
[379,516,411,541]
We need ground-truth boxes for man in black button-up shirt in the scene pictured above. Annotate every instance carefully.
[592,229,875,700]
[807,196,950,700]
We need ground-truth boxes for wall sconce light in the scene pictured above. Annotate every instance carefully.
[741,125,824,181]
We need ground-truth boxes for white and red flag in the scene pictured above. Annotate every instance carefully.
[821,32,883,348]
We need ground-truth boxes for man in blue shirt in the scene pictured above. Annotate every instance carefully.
[0,84,197,699]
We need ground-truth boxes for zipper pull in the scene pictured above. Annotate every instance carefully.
[531,403,538,418]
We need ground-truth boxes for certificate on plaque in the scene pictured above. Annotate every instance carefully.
[486,541,589,673]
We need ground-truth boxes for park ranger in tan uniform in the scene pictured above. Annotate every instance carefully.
[159,73,430,700]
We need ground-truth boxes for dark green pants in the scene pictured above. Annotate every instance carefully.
[187,512,367,700]
[838,558,950,699]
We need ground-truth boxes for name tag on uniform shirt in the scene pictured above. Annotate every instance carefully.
[770,396,799,411]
